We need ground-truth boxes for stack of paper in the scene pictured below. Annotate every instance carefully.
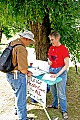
[28,67,46,76]
[42,74,56,81]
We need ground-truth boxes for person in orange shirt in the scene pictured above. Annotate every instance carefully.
[6,30,34,120]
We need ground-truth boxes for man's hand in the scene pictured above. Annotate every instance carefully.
[50,74,58,78]
[27,71,33,77]
[48,59,52,65]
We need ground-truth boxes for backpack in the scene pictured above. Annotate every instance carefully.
[0,43,25,73]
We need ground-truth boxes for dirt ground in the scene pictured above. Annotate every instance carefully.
[0,72,41,120]
[0,72,19,120]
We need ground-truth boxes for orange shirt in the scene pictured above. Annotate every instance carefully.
[10,38,28,72]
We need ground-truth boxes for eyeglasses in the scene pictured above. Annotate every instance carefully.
[50,39,55,42]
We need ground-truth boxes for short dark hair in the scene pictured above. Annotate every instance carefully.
[49,31,60,38]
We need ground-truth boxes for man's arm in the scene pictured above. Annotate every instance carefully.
[20,69,33,77]
[50,57,69,78]
[57,57,69,77]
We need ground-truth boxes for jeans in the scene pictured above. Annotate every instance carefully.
[49,67,67,113]
[6,72,27,120]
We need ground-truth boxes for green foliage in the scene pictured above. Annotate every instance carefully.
[49,0,80,62]
[0,0,80,62]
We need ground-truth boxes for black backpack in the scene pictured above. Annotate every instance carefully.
[0,43,25,73]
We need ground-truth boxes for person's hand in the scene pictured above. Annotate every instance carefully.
[48,59,52,65]
[27,71,33,77]
[50,74,58,78]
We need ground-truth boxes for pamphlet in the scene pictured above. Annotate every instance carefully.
[28,67,46,76]
[42,74,56,81]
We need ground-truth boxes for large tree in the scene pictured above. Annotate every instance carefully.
[0,0,80,62]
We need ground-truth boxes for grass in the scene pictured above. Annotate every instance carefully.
[27,67,80,120]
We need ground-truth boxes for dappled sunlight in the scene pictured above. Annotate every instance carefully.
[27,103,43,111]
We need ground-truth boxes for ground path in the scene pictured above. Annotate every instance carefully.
[0,72,42,120]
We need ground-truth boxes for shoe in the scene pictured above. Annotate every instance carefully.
[26,117,34,120]
[47,105,58,109]
[62,112,68,120]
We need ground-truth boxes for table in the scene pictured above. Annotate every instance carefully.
[27,68,62,120]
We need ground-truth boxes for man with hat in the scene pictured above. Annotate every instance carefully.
[6,30,34,120]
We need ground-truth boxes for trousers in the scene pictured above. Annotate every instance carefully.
[49,67,67,113]
[6,72,27,120]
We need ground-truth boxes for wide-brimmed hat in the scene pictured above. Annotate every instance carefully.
[19,30,34,41]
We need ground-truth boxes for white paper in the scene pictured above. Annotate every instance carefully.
[28,68,46,76]
[32,60,50,72]
[42,74,56,81]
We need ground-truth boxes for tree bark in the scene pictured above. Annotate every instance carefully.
[0,28,2,42]
[30,12,51,61]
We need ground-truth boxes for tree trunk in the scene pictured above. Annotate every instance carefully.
[30,12,51,61]
[0,28,2,42]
